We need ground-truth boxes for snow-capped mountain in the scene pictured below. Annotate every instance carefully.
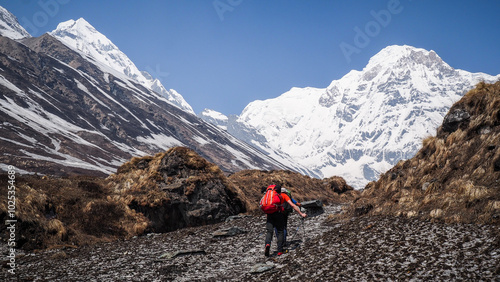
[0,6,297,176]
[199,108,321,177]
[210,45,499,188]
[0,6,31,39]
[50,18,194,114]
[199,109,229,130]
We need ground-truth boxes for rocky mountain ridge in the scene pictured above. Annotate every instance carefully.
[0,6,30,40]
[0,6,321,178]
[0,31,292,176]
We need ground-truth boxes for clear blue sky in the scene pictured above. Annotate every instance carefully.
[3,0,500,115]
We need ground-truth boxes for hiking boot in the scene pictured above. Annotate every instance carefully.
[264,244,270,257]
[277,249,288,256]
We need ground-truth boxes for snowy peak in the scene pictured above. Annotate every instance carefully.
[0,33,289,177]
[323,45,461,105]
[379,46,442,73]
[51,18,140,78]
[355,45,453,85]
[50,18,194,114]
[54,18,95,35]
[0,5,31,39]
[366,45,444,67]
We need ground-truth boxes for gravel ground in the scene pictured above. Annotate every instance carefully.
[2,205,499,281]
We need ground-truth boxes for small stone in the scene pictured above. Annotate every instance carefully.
[158,249,206,260]
[250,263,275,274]
[430,209,443,218]
[212,227,248,237]
[422,182,430,191]
[225,214,251,222]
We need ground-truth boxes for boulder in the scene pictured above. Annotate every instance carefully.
[225,214,252,222]
[301,200,323,209]
[300,200,324,217]
[300,200,323,209]
[441,108,470,133]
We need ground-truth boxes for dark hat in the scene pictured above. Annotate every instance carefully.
[274,184,282,193]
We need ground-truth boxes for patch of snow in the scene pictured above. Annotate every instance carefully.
[136,133,184,150]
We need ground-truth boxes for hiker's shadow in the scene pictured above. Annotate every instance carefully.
[286,239,302,250]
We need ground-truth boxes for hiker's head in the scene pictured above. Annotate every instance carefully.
[274,184,282,193]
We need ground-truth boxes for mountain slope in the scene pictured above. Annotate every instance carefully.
[233,45,499,188]
[0,6,30,39]
[0,32,289,176]
[49,18,194,114]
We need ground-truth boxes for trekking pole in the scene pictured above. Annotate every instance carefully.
[299,206,306,242]
[301,217,306,242]
[289,224,301,242]
[300,205,307,242]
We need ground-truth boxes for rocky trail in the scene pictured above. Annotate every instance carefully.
[2,204,499,281]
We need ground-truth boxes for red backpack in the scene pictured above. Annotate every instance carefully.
[259,185,283,214]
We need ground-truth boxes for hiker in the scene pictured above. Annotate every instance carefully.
[275,188,301,247]
[260,184,306,256]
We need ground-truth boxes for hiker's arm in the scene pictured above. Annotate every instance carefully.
[288,200,306,218]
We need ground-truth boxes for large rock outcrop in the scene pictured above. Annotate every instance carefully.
[107,147,245,232]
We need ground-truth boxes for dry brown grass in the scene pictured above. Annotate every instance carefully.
[0,174,149,251]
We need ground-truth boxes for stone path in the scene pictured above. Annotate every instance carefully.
[2,205,499,281]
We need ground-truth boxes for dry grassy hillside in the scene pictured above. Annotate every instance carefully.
[1,147,356,250]
[0,147,241,250]
[349,81,500,224]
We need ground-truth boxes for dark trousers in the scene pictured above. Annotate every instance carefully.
[275,214,289,244]
[265,212,286,252]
